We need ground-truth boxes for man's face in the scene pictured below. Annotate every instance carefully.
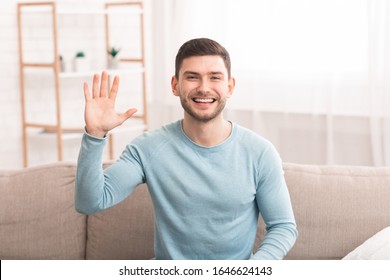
[171,55,235,123]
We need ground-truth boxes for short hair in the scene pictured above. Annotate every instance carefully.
[175,38,231,79]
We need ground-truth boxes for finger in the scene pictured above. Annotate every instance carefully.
[100,71,108,98]
[109,75,120,100]
[92,73,100,98]
[83,82,91,101]
[119,108,138,122]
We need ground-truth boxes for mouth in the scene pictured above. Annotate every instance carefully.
[192,98,216,104]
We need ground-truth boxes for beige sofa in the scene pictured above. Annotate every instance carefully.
[1,161,389,260]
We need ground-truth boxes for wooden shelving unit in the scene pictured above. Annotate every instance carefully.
[17,1,148,167]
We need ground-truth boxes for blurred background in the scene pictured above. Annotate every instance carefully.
[1,0,389,169]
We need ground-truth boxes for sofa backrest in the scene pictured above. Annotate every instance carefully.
[259,162,390,259]
[0,162,86,259]
[2,161,390,260]
[86,184,154,260]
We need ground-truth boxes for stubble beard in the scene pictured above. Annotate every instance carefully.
[179,92,227,123]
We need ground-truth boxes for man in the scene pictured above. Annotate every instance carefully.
[75,38,298,260]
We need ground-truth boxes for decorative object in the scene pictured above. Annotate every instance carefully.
[107,47,121,69]
[73,51,89,72]
[59,55,66,72]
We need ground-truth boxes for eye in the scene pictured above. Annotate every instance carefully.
[186,75,198,80]
[211,76,222,80]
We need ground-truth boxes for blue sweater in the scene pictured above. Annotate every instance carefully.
[75,120,297,260]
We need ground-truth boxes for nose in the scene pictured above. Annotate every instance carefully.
[196,79,211,94]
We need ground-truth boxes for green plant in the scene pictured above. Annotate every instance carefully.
[107,47,121,58]
[75,51,85,58]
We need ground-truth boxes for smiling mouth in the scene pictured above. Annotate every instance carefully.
[192,98,216,103]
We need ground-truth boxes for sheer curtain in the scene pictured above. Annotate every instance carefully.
[150,0,390,166]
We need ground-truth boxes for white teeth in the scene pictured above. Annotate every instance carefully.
[194,98,214,103]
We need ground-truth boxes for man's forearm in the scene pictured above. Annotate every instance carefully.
[250,222,298,260]
[75,132,107,214]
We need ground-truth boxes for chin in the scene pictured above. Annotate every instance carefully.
[181,97,227,123]
[186,111,223,123]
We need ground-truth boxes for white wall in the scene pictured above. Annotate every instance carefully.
[1,0,24,169]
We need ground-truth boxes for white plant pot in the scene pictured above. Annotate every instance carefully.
[73,57,89,72]
[108,57,120,69]
[59,60,66,72]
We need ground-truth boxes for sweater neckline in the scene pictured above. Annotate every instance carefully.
[177,119,237,151]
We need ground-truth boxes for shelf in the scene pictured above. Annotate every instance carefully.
[110,118,147,134]
[59,68,145,79]
[18,1,148,167]
[58,9,143,15]
[28,127,146,142]
[22,67,145,78]
[18,5,143,15]
[22,63,54,68]
[26,118,146,140]
[27,128,83,141]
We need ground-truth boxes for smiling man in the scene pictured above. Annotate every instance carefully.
[75,38,298,260]
[172,53,234,147]
[173,54,233,122]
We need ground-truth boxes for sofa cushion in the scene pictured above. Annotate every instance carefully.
[0,162,87,259]
[256,163,390,260]
[86,184,154,259]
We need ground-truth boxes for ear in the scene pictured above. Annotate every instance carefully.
[227,76,236,98]
[171,75,179,96]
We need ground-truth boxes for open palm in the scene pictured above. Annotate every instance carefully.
[83,71,137,138]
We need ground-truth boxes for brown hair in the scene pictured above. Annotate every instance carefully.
[175,38,231,79]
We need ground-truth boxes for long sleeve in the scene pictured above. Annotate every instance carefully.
[251,146,298,260]
[75,132,145,214]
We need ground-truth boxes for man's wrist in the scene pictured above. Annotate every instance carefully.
[84,126,107,138]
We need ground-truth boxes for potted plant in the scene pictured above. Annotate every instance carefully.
[107,47,121,69]
[73,51,89,72]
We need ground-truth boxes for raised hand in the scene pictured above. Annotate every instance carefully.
[83,71,137,138]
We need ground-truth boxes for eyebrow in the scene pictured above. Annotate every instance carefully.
[183,71,224,76]
[183,71,199,76]
[209,71,224,76]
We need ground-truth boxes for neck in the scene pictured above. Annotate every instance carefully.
[182,114,232,147]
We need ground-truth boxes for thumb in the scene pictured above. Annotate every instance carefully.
[120,108,138,121]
